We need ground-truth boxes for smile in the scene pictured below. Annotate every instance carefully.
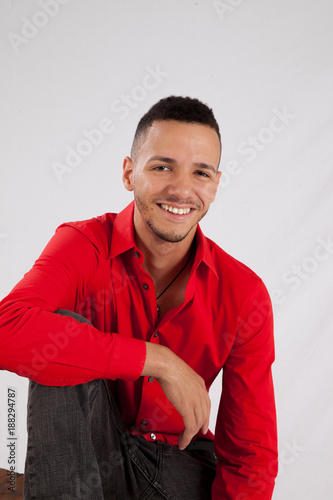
[160,204,192,215]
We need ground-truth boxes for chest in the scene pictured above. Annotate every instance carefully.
[155,266,192,320]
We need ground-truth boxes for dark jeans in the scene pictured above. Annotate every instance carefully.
[23,311,216,499]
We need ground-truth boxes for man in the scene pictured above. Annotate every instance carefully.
[0,96,277,499]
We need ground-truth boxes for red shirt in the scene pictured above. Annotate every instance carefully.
[0,201,277,499]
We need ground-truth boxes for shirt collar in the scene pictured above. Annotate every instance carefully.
[194,224,219,280]
[110,201,137,258]
[110,201,219,279]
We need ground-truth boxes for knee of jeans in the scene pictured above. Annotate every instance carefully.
[54,309,93,326]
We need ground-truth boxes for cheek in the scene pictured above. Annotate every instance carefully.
[202,183,218,202]
[134,175,161,197]
[144,177,166,194]
[133,172,148,190]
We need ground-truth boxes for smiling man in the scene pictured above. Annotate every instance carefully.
[0,96,277,499]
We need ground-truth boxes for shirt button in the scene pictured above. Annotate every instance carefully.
[143,283,149,290]
[148,376,154,383]
[134,251,140,258]
[150,433,156,440]
[153,331,159,338]
[141,419,147,426]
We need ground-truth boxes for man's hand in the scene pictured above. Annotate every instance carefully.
[142,343,211,450]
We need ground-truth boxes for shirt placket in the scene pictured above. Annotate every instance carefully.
[131,252,197,441]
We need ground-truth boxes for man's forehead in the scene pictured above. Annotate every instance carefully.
[139,120,221,165]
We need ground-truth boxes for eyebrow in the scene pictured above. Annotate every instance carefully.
[147,156,218,173]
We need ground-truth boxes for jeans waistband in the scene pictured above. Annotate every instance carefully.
[186,438,214,453]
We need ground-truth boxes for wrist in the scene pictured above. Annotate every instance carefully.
[141,342,172,379]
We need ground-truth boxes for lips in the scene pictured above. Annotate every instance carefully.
[160,204,192,215]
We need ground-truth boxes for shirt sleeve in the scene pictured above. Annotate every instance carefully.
[212,281,278,499]
[0,224,146,386]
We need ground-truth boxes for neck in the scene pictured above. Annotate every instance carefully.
[136,230,195,279]
[133,215,196,281]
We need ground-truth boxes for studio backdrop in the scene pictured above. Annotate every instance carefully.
[0,1,332,498]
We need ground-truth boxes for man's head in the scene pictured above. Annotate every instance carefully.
[123,96,222,244]
[131,96,221,164]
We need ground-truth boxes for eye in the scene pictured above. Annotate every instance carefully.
[195,170,210,178]
[153,165,170,171]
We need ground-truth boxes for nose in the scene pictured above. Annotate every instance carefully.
[166,168,194,201]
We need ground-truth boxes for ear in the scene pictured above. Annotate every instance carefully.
[122,156,135,192]
[211,170,222,202]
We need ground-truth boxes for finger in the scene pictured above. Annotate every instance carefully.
[178,427,195,450]
[199,394,211,435]
[178,415,199,450]
[180,399,207,450]
[201,422,209,434]
[203,397,211,433]
[177,429,187,450]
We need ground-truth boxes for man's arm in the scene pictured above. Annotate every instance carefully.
[212,281,278,500]
[0,224,146,385]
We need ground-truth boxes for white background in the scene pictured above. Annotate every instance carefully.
[0,1,332,498]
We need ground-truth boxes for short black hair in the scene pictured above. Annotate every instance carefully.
[130,95,221,161]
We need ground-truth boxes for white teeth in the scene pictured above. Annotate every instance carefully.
[161,204,191,215]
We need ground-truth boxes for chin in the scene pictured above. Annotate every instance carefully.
[147,220,194,243]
